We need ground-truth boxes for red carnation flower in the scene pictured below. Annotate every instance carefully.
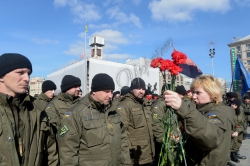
[171,49,187,65]
[160,59,173,71]
[150,57,163,68]
[170,64,182,75]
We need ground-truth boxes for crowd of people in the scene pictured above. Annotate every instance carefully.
[0,53,249,166]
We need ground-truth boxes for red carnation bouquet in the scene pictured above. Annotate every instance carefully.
[151,49,187,166]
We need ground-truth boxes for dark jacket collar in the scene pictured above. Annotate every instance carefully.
[0,92,32,107]
[57,92,79,103]
[81,93,111,112]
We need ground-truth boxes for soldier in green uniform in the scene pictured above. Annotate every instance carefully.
[0,53,58,166]
[117,78,155,166]
[46,75,81,133]
[120,86,130,98]
[230,98,246,163]
[175,85,194,105]
[35,80,57,110]
[151,96,166,166]
[164,75,234,166]
[242,95,250,126]
[112,91,121,106]
[57,73,131,166]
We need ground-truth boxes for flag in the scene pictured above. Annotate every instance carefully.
[85,24,88,33]
[233,57,250,96]
[179,57,202,78]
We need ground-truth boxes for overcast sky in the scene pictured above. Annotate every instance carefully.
[1,0,250,82]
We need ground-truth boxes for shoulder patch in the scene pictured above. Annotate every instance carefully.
[58,125,69,137]
[207,113,217,119]
[65,112,71,118]
[154,105,158,109]
[153,113,158,119]
[45,104,50,110]
[117,106,122,110]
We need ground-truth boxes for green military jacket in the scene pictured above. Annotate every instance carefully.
[45,92,80,132]
[241,102,250,121]
[151,97,166,143]
[233,108,245,134]
[57,93,131,166]
[117,93,154,165]
[0,93,58,166]
[176,102,234,166]
[35,93,52,111]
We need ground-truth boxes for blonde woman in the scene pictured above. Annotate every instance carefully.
[164,75,234,166]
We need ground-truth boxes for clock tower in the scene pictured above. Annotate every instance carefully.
[89,35,105,60]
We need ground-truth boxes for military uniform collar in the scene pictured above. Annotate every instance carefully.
[38,93,51,102]
[82,93,111,112]
[0,92,31,107]
[125,93,144,104]
[58,92,79,103]
[196,102,214,114]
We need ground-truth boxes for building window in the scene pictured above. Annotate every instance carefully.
[246,44,250,51]
[248,68,250,73]
[248,60,250,65]
[237,54,241,58]
[247,52,250,58]
[237,45,241,52]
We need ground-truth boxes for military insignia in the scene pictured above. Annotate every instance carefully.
[117,106,122,110]
[65,112,71,118]
[153,113,158,119]
[207,113,217,119]
[58,125,69,137]
[208,118,221,124]
[45,104,50,110]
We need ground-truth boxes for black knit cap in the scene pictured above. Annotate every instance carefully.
[130,77,146,90]
[91,73,115,92]
[0,53,32,77]
[121,86,130,96]
[244,95,250,100]
[231,98,241,108]
[61,75,81,92]
[175,85,186,95]
[42,80,57,93]
[228,92,238,99]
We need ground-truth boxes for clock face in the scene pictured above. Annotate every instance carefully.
[89,38,94,45]
[96,37,104,45]
[98,38,102,43]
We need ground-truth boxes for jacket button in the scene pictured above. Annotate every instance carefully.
[8,136,13,142]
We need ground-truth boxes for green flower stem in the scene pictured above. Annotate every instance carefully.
[157,74,187,166]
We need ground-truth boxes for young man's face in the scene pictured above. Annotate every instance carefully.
[92,90,113,105]
[0,68,31,97]
[132,88,145,99]
[245,98,250,103]
[45,90,55,99]
[66,85,80,97]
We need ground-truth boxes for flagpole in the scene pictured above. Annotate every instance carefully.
[85,26,86,58]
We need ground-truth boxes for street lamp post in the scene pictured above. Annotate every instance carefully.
[209,47,215,76]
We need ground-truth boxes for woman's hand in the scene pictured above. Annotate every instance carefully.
[164,90,182,110]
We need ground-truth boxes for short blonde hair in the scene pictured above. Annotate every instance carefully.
[190,74,222,105]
